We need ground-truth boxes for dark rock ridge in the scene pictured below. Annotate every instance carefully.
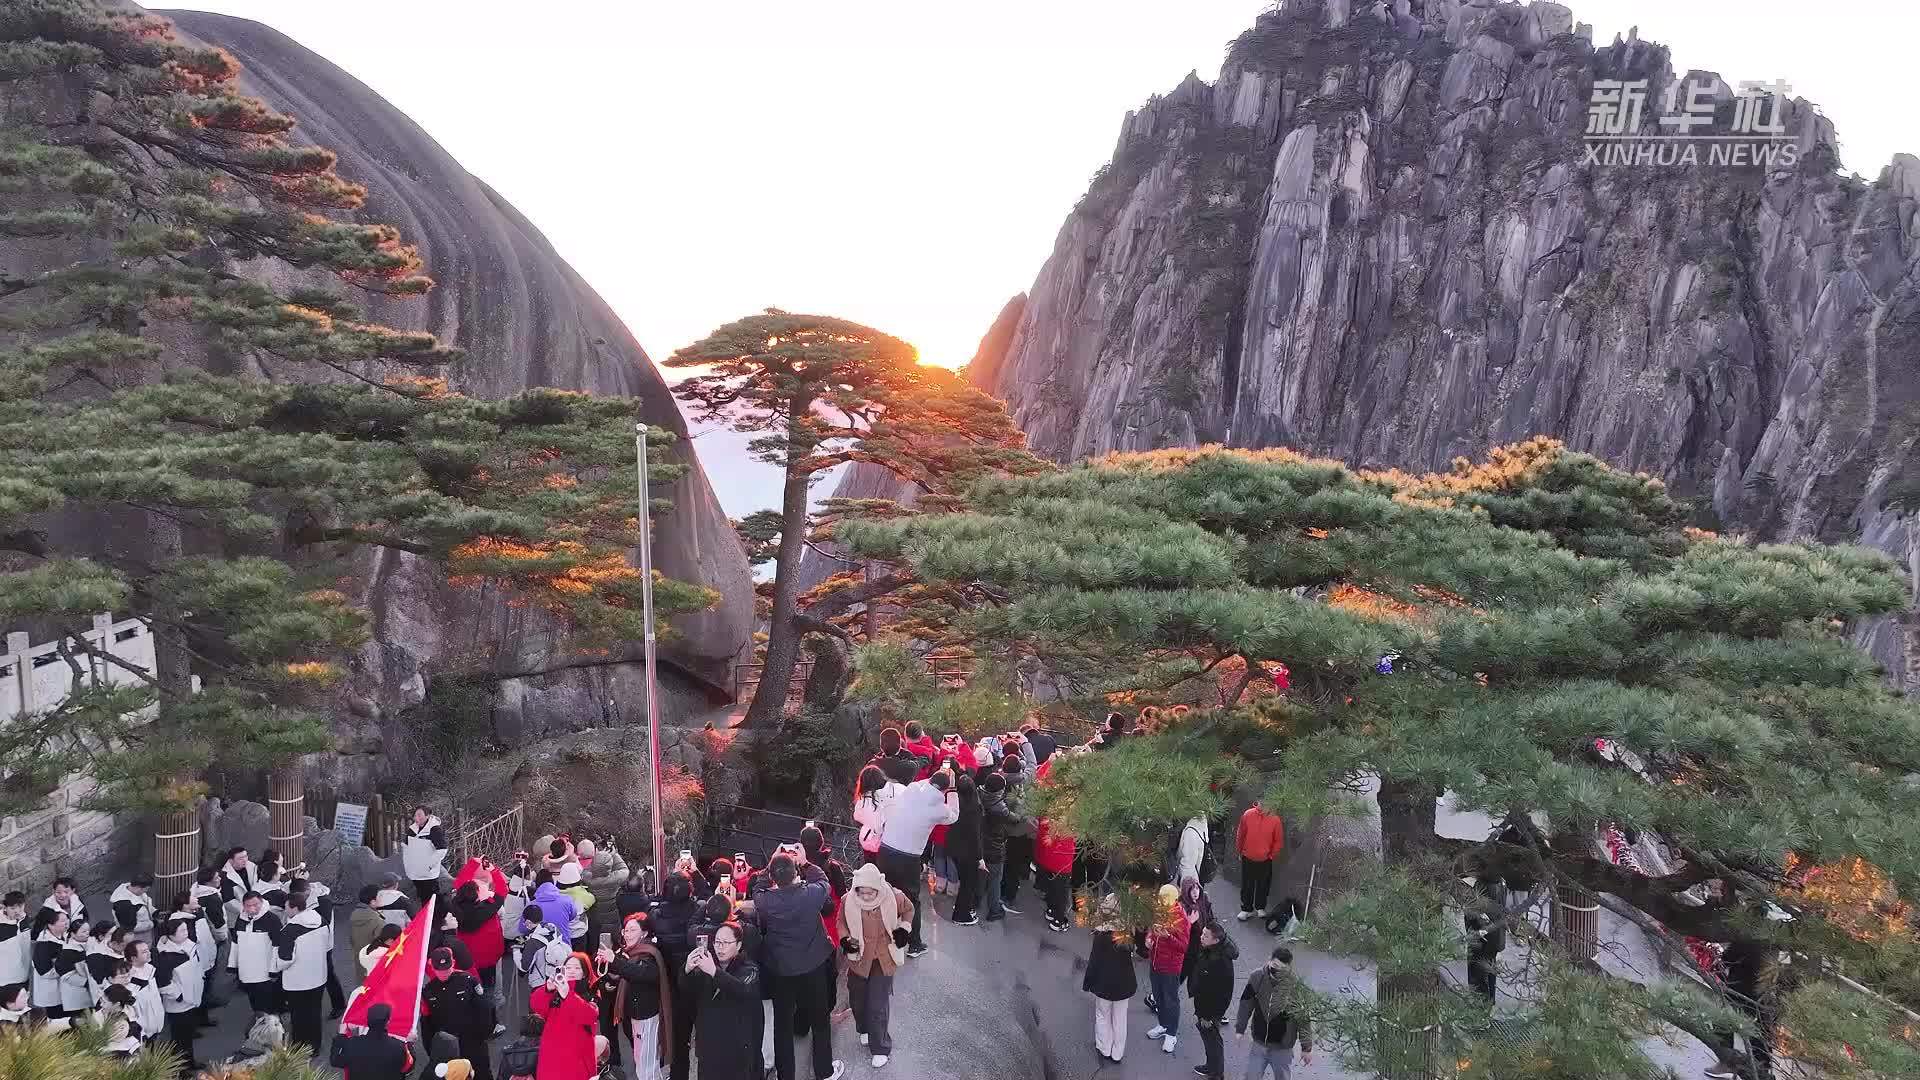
[980,0,1920,685]
[139,9,755,776]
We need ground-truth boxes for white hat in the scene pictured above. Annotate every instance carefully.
[557,862,582,886]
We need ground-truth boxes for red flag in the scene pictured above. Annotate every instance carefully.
[342,895,435,1040]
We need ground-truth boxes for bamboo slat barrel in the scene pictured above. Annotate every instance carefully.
[268,766,305,869]
[153,805,201,896]
[1553,882,1600,967]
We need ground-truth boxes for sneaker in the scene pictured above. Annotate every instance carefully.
[1194,1067,1213,1077]
[1144,995,1158,1012]
[871,1055,889,1067]
[1002,902,1022,915]
[1048,918,1070,932]
[824,1063,845,1080]
[1163,1034,1178,1054]
[906,943,929,958]
[1146,1026,1168,1040]
[859,1033,869,1046]
[492,1023,507,1036]
[1703,1069,1736,1080]
[984,913,1005,922]
[954,914,979,926]
[1236,910,1253,921]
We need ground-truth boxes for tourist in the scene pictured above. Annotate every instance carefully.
[155,914,206,1069]
[1235,804,1284,921]
[349,885,386,959]
[230,892,284,1016]
[1022,722,1058,766]
[1173,815,1210,885]
[868,727,925,787]
[946,773,986,925]
[799,825,851,943]
[333,1001,414,1080]
[1234,946,1314,1078]
[753,853,841,1080]
[646,871,700,1080]
[878,767,958,955]
[555,861,594,939]
[522,871,580,945]
[541,837,577,877]
[273,890,330,1055]
[1034,815,1076,932]
[852,765,897,864]
[55,918,92,1016]
[1145,883,1192,1053]
[1705,937,1778,1080]
[289,876,346,1022]
[29,907,66,1018]
[256,853,290,912]
[529,952,600,1080]
[1465,912,1501,1004]
[979,771,1022,922]
[370,874,418,930]
[110,876,156,944]
[404,806,451,906]
[0,892,28,988]
[600,912,672,1080]
[190,866,228,1001]
[0,982,28,1031]
[124,940,165,1045]
[998,754,1037,911]
[1188,920,1239,1080]
[451,859,509,994]
[219,848,259,918]
[356,924,399,980]
[169,889,219,1012]
[99,984,143,1055]
[901,721,938,770]
[685,921,763,1080]
[1181,877,1213,983]
[84,923,127,1008]
[421,945,496,1080]
[41,877,87,925]
[501,851,535,944]
[1083,898,1137,1063]
[840,862,912,1068]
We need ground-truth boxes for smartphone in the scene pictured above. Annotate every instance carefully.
[695,934,709,950]
[598,931,612,952]
[733,852,748,867]
[679,849,692,863]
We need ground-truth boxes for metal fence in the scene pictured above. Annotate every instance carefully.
[703,801,862,869]
[451,804,525,866]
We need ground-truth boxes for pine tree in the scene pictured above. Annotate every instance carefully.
[668,310,1041,726]
[842,439,1920,1077]
[0,1,715,816]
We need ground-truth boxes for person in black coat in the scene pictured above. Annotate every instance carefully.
[1187,921,1239,1080]
[1083,915,1138,1064]
[648,873,700,1080]
[685,921,763,1080]
[946,774,987,925]
[334,1002,413,1080]
[419,947,494,1080]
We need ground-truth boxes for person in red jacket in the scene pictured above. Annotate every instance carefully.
[902,722,938,779]
[530,953,602,1080]
[1235,805,1285,921]
[1033,819,1076,932]
[1144,885,1191,1055]
[451,858,510,993]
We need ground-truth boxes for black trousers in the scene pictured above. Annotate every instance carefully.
[1041,867,1072,924]
[325,966,346,1013]
[241,977,282,1015]
[1240,858,1274,913]
[1002,834,1033,902]
[667,978,695,1080]
[951,858,984,922]
[283,985,325,1057]
[164,1010,199,1068]
[1196,1017,1225,1078]
[769,957,834,1080]
[412,879,440,906]
[877,845,926,949]
[1468,961,1496,1002]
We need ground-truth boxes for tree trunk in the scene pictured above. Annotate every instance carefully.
[1377,776,1444,1080]
[744,457,814,727]
[148,514,203,895]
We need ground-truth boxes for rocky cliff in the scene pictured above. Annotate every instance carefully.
[141,9,756,776]
[982,0,1920,683]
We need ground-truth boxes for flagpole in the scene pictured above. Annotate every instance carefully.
[636,424,668,883]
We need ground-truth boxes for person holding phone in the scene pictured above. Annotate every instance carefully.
[599,913,671,1080]
[685,922,763,1080]
[751,854,841,1080]
[529,952,600,1080]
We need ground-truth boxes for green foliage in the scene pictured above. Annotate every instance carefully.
[1030,732,1239,865]
[751,707,856,807]
[0,2,715,811]
[846,642,1027,740]
[859,439,1920,1071]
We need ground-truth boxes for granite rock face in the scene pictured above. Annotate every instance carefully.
[94,10,753,780]
[985,0,1920,685]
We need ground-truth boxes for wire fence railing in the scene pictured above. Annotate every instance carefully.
[703,801,862,869]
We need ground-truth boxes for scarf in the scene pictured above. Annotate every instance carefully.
[840,863,903,967]
[610,940,673,1069]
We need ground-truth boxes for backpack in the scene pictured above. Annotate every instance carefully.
[498,1037,540,1079]
[1167,824,1218,884]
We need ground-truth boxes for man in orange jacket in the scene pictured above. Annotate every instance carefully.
[1234,805,1284,920]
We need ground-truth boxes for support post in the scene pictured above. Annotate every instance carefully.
[637,425,667,879]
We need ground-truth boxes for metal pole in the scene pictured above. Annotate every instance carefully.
[636,424,667,880]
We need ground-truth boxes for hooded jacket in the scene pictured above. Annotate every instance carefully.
[1187,934,1240,1019]
[57,934,92,1011]
[840,863,913,976]
[647,876,699,968]
[853,781,900,855]
[190,881,227,943]
[451,859,509,971]
[1082,930,1138,1002]
[401,816,449,883]
[1235,964,1314,1051]
[979,786,1024,863]
[1035,818,1076,875]
[369,886,417,930]
[110,885,155,938]
[879,778,960,855]
[530,980,601,1080]
[154,935,204,1014]
[229,907,283,985]
[31,928,63,1007]
[126,961,165,1040]
[272,906,330,992]
[84,940,124,1000]
[945,785,985,866]
[521,882,579,945]
[0,914,28,984]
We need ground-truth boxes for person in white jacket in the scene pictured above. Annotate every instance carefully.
[402,806,449,905]
[190,866,228,1005]
[0,891,30,988]
[155,915,205,1069]
[29,908,68,1017]
[56,918,93,1016]
[229,892,284,1018]
[273,891,331,1055]
[41,877,87,926]
[1174,816,1209,886]
[875,770,960,957]
[110,878,156,945]
[124,940,166,1047]
[852,766,900,861]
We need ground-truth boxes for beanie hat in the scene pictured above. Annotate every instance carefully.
[557,862,583,886]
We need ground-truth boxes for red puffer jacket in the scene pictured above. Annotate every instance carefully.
[451,858,511,972]
[1148,908,1191,975]
[1034,819,1075,875]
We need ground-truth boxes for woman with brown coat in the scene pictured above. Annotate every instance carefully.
[837,862,914,1068]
